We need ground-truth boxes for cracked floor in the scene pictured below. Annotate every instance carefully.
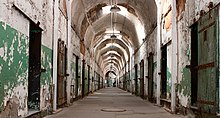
[45,87,185,118]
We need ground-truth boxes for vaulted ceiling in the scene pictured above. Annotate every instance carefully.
[71,0,157,76]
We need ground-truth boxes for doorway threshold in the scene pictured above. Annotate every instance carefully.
[25,110,40,118]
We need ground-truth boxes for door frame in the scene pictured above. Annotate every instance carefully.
[28,21,42,111]
[140,60,145,99]
[148,52,154,102]
[161,45,167,99]
[82,60,85,98]
[134,64,138,96]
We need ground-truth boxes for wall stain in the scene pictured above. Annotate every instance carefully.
[0,21,29,111]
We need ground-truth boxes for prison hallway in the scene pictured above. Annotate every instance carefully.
[45,87,184,118]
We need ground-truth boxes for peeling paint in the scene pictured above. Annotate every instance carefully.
[179,68,191,96]
[41,45,53,85]
[70,61,76,97]
[0,47,4,58]
[153,62,157,71]
[40,45,53,112]
[0,21,29,113]
[166,67,172,98]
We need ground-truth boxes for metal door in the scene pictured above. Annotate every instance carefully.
[197,7,219,113]
[148,53,154,102]
[123,75,126,90]
[190,22,198,106]
[140,60,144,98]
[28,22,42,110]
[135,64,138,95]
[75,56,79,97]
[57,39,66,107]
[98,74,100,90]
[88,65,90,94]
[161,46,167,98]
[82,60,85,97]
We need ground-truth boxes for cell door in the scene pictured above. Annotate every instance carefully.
[28,22,42,110]
[98,74,100,90]
[75,56,79,97]
[197,7,219,113]
[140,60,145,99]
[190,22,199,106]
[148,53,154,102]
[161,45,167,99]
[88,65,90,94]
[82,60,85,98]
[135,64,138,96]
[123,75,126,90]
[57,39,67,107]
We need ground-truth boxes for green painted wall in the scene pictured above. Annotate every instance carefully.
[153,62,157,71]
[41,45,52,85]
[78,64,81,93]
[166,68,172,94]
[70,62,76,79]
[0,21,29,111]
[178,67,191,96]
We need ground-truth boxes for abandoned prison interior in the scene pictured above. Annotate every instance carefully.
[0,0,220,118]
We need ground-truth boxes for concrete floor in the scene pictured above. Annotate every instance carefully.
[45,87,185,118]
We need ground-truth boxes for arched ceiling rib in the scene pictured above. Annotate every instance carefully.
[97,46,127,66]
[103,61,120,72]
[100,50,125,69]
[105,71,116,77]
[102,58,122,70]
[94,38,130,57]
[93,30,132,50]
[71,0,157,34]
[95,40,130,62]
[104,65,118,75]
[85,13,138,48]
[71,0,157,76]
[101,53,124,68]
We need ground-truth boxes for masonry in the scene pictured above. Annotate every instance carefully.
[0,0,219,118]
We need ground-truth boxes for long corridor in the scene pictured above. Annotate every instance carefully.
[45,88,184,118]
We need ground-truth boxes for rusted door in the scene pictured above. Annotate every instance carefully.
[140,60,144,99]
[148,53,154,102]
[197,7,219,113]
[57,39,66,107]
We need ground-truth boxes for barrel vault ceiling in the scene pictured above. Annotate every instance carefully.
[71,0,157,76]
